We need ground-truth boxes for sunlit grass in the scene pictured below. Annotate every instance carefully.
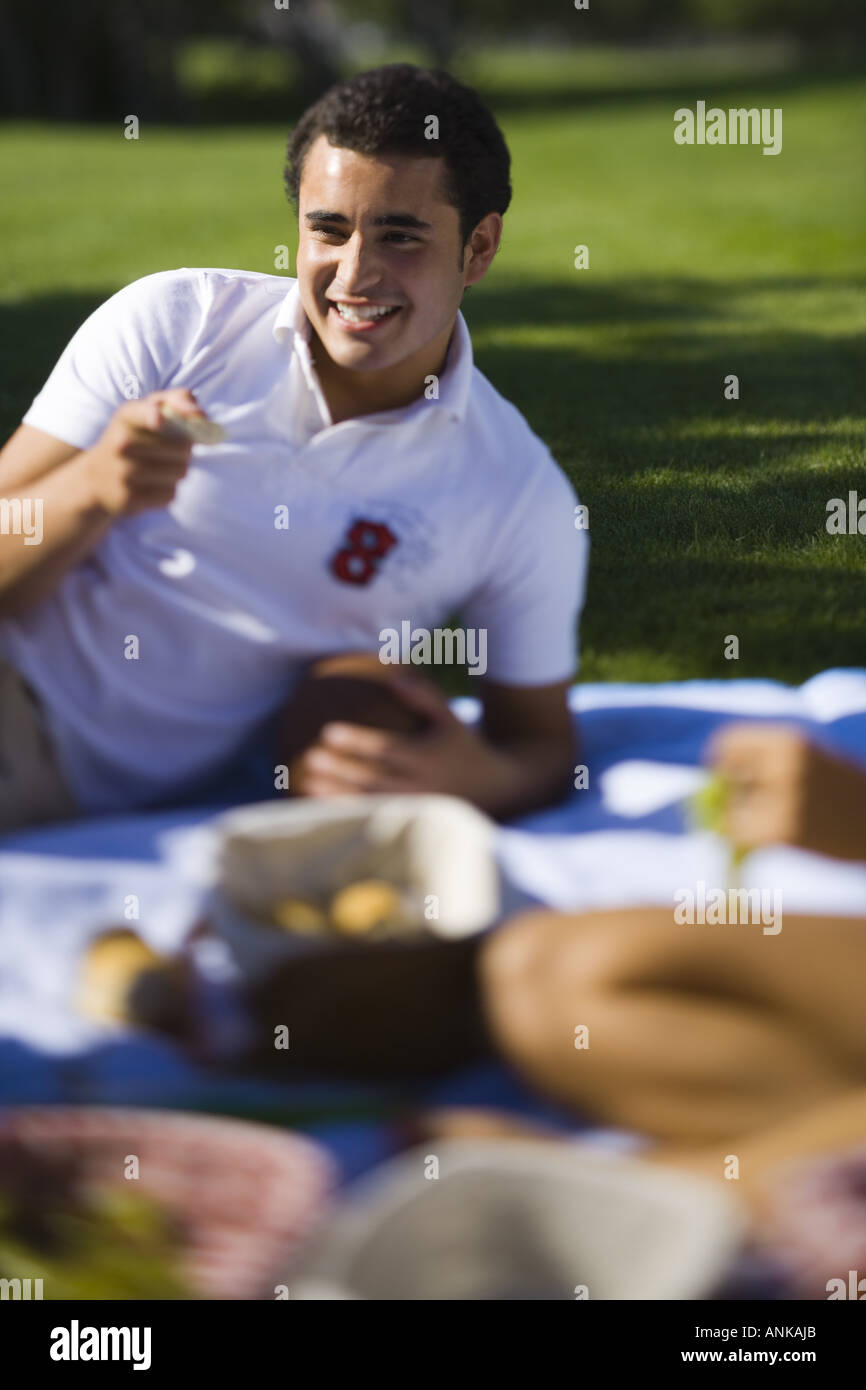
[0,47,863,682]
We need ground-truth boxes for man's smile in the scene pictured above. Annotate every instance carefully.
[326,298,404,331]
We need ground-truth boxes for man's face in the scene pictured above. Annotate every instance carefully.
[296,136,472,374]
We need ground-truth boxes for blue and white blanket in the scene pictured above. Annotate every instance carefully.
[2,669,865,1174]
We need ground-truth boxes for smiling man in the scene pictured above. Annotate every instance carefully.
[0,65,587,831]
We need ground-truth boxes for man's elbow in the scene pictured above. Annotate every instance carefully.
[538,741,578,802]
[496,734,578,819]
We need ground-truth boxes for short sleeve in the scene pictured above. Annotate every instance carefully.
[458,461,589,686]
[22,269,209,450]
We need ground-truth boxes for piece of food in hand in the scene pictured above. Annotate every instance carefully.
[159,403,225,445]
[329,878,406,937]
[690,771,746,873]
[270,897,330,936]
[77,929,165,1024]
[691,770,729,832]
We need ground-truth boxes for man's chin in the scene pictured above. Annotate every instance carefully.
[319,328,409,372]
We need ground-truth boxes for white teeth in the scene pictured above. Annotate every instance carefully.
[335,302,397,322]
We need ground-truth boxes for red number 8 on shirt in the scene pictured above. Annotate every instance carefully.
[330,518,398,586]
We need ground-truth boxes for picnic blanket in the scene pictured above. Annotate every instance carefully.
[2,668,866,1178]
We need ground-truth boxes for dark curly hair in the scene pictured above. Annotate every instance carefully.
[284,64,512,249]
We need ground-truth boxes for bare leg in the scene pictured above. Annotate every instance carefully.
[479,908,866,1146]
[650,1086,866,1194]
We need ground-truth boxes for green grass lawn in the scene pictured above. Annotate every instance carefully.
[1,46,864,686]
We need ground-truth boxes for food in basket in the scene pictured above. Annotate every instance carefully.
[270,897,331,935]
[264,878,419,941]
[329,878,405,936]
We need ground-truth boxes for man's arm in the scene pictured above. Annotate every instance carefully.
[473,675,579,819]
[0,424,82,491]
[0,425,113,618]
[0,393,202,619]
[294,670,579,822]
[709,723,866,862]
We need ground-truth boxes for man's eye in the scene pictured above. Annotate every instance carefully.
[307,227,419,245]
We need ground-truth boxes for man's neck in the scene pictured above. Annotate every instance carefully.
[309,321,455,425]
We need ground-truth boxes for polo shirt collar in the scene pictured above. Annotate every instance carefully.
[272,278,472,424]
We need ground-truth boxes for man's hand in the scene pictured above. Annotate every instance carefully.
[0,389,212,618]
[81,388,207,517]
[292,671,573,820]
[708,723,866,862]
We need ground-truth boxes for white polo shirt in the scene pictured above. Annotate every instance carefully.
[1,269,588,813]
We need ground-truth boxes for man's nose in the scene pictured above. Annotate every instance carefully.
[335,233,380,293]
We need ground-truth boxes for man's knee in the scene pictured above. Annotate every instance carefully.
[479,909,634,1061]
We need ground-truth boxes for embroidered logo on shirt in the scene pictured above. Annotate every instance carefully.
[330,518,398,586]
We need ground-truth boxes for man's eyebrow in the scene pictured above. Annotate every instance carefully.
[371,213,432,230]
[304,210,433,230]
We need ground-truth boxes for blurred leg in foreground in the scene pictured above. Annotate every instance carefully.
[479,906,866,1145]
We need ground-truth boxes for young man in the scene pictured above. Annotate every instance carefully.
[0,65,587,832]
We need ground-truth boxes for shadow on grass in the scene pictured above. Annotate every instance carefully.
[468,273,866,681]
[0,292,107,437]
[583,534,866,681]
[464,273,866,449]
[2,278,864,683]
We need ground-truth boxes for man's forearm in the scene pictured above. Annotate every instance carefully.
[471,738,576,822]
[0,455,112,618]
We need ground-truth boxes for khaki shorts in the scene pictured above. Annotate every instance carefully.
[0,656,79,834]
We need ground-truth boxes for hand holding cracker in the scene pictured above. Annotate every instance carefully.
[707,723,866,862]
[82,388,209,517]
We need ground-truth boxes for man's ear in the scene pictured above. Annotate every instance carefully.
[462,212,503,286]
